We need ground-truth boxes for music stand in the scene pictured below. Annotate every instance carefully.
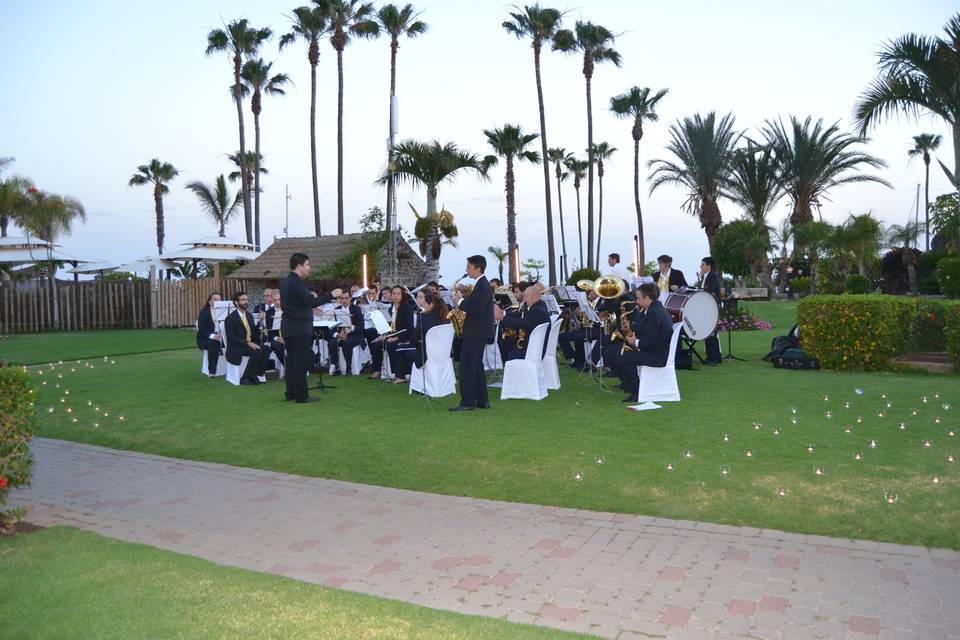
[720,298,745,362]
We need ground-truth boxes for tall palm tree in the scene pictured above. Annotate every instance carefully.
[826,221,857,280]
[280,6,328,236]
[771,217,793,290]
[0,175,33,237]
[0,157,13,173]
[764,116,890,226]
[553,21,621,270]
[609,86,669,269]
[206,19,273,245]
[908,133,942,250]
[547,147,573,279]
[319,0,380,234]
[792,220,834,295]
[591,141,616,260]
[854,14,960,190]
[564,157,589,269]
[484,124,541,282]
[488,245,508,281]
[376,3,427,238]
[381,140,489,280]
[887,221,923,295]
[240,58,290,250]
[185,176,243,237]
[845,212,884,276]
[503,4,564,285]
[649,112,740,249]
[128,159,179,254]
[228,151,268,194]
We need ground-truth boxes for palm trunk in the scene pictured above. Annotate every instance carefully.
[336,45,345,234]
[48,258,59,328]
[505,155,517,284]
[154,185,164,255]
[595,162,604,262]
[233,54,252,244]
[700,197,722,250]
[584,66,595,270]
[574,182,583,269]
[532,41,556,286]
[924,156,930,251]
[632,127,645,269]
[811,259,818,295]
[554,164,568,281]
[253,110,262,251]
[309,56,321,236]
[1,218,7,237]
[385,40,398,238]
[423,186,440,281]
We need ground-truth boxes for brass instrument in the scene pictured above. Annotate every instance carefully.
[447,273,471,337]
[616,301,638,354]
[576,276,627,299]
[517,329,527,350]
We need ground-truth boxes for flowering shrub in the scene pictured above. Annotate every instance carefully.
[909,299,953,351]
[937,255,960,298]
[717,307,772,331]
[1,366,34,529]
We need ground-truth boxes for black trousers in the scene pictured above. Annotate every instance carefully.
[388,341,413,378]
[337,334,365,373]
[498,336,518,364]
[200,338,221,375]
[705,334,722,363]
[558,327,601,366]
[459,339,488,407]
[284,334,313,400]
[234,345,268,382]
[270,339,285,366]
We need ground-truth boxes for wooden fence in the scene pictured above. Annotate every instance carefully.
[0,278,248,333]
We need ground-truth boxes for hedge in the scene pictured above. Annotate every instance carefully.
[798,295,915,370]
[844,274,871,294]
[946,304,960,370]
[937,255,960,298]
[1,366,35,528]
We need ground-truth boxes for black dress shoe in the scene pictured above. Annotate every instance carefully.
[477,402,491,409]
[295,397,318,403]
[240,379,260,385]
[705,360,721,366]
[448,405,474,412]
[622,395,638,403]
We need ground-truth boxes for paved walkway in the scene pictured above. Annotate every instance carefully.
[11,438,960,640]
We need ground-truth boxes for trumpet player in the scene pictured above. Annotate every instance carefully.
[615,283,674,403]
[495,283,549,361]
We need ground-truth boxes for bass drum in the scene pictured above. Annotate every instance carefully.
[664,289,719,341]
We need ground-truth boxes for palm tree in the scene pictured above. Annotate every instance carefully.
[771,217,793,290]
[0,157,13,173]
[228,151,268,194]
[0,176,33,237]
[280,6,329,236]
[381,140,489,280]
[376,3,427,238]
[564,157,589,269]
[845,212,884,276]
[185,176,243,237]
[609,86,669,269]
[591,141,616,260]
[128,159,179,254]
[793,220,834,295]
[240,58,290,250]
[907,133,942,250]
[553,21,621,270]
[206,19,273,245]
[484,124,541,284]
[826,221,857,281]
[409,203,458,281]
[887,221,923,295]
[503,4,564,285]
[319,0,380,234]
[765,117,890,227]
[488,245,508,281]
[649,112,740,249]
[854,14,960,191]
[547,147,574,279]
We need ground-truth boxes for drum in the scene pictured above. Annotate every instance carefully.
[664,289,719,341]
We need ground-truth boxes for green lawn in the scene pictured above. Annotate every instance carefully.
[1,328,192,365]
[0,526,583,639]
[28,301,960,549]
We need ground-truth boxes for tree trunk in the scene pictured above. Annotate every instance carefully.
[336,45,345,234]
[595,160,604,262]
[153,185,164,255]
[505,155,516,284]
[555,163,568,281]
[423,186,440,281]
[574,181,583,270]
[253,109,262,251]
[309,57,321,236]
[790,201,813,226]
[234,53,252,244]
[632,132,645,269]
[584,64,595,270]
[385,39,398,236]
[1,218,7,237]
[532,41,556,286]
[700,197,722,250]
[811,260,818,295]
[924,155,931,251]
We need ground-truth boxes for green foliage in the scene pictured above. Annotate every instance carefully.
[787,277,810,295]
[358,206,384,234]
[844,274,872,294]
[945,304,960,369]
[565,267,600,286]
[711,220,756,277]
[908,299,957,351]
[0,366,34,528]
[937,254,960,298]
[798,295,915,370]
[317,232,388,281]
[930,193,959,251]
[918,250,947,293]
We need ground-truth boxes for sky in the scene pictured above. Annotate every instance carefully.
[1,0,956,284]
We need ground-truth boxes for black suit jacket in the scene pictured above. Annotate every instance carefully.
[224,309,262,365]
[279,271,332,337]
[500,299,550,357]
[390,301,414,341]
[702,270,721,303]
[459,274,495,341]
[196,305,217,349]
[652,269,688,290]
[630,300,674,367]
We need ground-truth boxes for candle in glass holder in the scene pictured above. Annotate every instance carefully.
[666,462,675,471]
[791,407,798,415]
[66,408,72,414]
[806,444,816,453]
[934,416,942,424]
[823,395,830,402]
[911,409,919,416]
[948,430,956,438]
[103,412,109,417]
[881,393,887,400]
[574,470,582,481]
[59,398,64,403]
[932,475,942,485]
[722,433,730,443]
[885,402,892,409]
[923,439,932,449]
[753,422,762,430]
[773,428,780,436]
[745,449,754,458]
[844,425,852,434]
[826,411,833,419]
[776,487,787,498]
[814,467,824,477]
[86,400,92,406]
[46,407,54,413]
[855,388,863,395]
[899,422,907,431]
[884,493,897,505]
[943,403,951,411]
[791,417,798,425]
[854,451,863,461]
[948,454,956,463]
[684,450,694,459]
[856,416,863,424]
[877,411,885,418]
[595,455,605,465]
[118,416,126,422]
[870,439,878,449]
[922,396,929,403]
[93,422,100,429]
[720,466,730,478]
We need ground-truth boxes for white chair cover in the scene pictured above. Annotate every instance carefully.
[409,324,456,398]
[542,318,563,390]
[269,351,284,379]
[636,323,684,403]
[483,322,503,370]
[500,323,549,401]
[201,350,226,377]
[225,356,250,386]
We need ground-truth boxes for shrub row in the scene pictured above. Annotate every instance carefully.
[946,305,960,370]
[1,366,35,528]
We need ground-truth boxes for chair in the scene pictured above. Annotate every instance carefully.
[409,324,456,398]
[541,318,563,390]
[500,323,549,401]
[636,323,684,403]
[219,318,257,386]
[201,350,226,377]
[269,351,284,379]
[339,341,371,375]
[483,323,503,371]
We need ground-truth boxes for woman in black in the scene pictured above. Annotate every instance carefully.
[400,291,451,378]
[385,286,415,382]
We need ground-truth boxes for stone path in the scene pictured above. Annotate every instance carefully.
[11,438,960,640]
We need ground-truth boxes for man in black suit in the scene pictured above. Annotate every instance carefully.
[495,284,550,361]
[618,283,675,403]
[700,256,723,365]
[224,291,269,385]
[450,255,494,412]
[279,253,333,403]
[331,290,365,375]
[651,254,687,298]
[196,292,223,377]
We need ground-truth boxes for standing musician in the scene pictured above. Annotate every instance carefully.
[602,253,632,282]
[279,253,333,403]
[401,291,451,372]
[652,254,687,297]
[450,255,494,412]
[196,292,223,377]
[330,290,365,375]
[495,284,549,361]
[224,291,269,385]
[616,282,675,403]
[700,256,723,366]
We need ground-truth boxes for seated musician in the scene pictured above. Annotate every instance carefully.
[558,290,600,371]
[369,285,414,380]
[224,291,269,385]
[196,292,223,377]
[617,282,675,403]
[489,277,503,289]
[329,290,365,375]
[401,291,451,374]
[363,283,380,305]
[652,254,687,297]
[255,289,276,332]
[495,283,549,361]
[268,289,285,367]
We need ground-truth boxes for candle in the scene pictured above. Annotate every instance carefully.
[361,253,368,289]
[574,470,582,481]
[722,433,730,443]
[823,395,830,402]
[923,440,932,449]
[754,422,762,430]
[595,455,605,465]
[856,416,863,424]
[922,396,929,403]
[854,451,863,461]
[899,422,907,431]
[932,475,942,485]
[744,449,754,458]
[948,454,956,463]
[844,401,851,409]
[773,428,780,436]
[855,388,863,395]
[776,487,787,498]
[806,444,815,453]
[949,431,956,437]
[826,411,833,419]
[666,462,675,471]
[720,466,730,478]
[814,467,824,477]
[943,403,951,411]
[934,416,941,424]
[684,450,694,459]
[884,493,897,505]
[844,426,852,434]
[911,409,919,416]
[870,439,878,449]
[791,417,798,425]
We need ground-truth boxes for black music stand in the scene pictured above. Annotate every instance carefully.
[720,298,745,362]
[309,327,334,392]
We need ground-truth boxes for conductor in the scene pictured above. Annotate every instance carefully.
[450,255,494,412]
[279,252,332,403]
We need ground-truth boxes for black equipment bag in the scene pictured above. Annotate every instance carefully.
[763,324,800,362]
[773,347,819,370]
[674,341,693,370]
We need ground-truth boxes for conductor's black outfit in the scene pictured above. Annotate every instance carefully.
[455,274,494,409]
[195,305,221,375]
[279,271,332,401]
[702,270,722,364]
[224,308,269,383]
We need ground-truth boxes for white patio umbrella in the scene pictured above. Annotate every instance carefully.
[0,236,89,266]
[114,256,179,274]
[67,260,118,275]
[161,236,260,263]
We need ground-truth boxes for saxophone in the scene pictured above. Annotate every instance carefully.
[446,274,472,337]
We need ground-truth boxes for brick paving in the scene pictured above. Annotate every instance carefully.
[10,438,960,639]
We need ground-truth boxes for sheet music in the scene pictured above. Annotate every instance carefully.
[563,286,581,301]
[271,310,283,331]
[370,309,391,335]
[575,292,600,323]
[543,294,562,316]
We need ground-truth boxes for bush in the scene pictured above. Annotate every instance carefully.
[845,274,872,294]
[798,295,915,370]
[565,268,601,287]
[909,299,951,351]
[937,255,960,298]
[787,277,810,296]
[916,250,945,294]
[1,366,35,529]
[945,305,960,370]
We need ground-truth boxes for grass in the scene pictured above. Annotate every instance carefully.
[0,526,584,639]
[1,328,192,365]
[27,301,960,549]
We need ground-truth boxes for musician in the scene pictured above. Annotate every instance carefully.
[363,283,379,304]
[495,284,549,361]
[450,255,494,412]
[700,256,723,366]
[268,290,285,367]
[558,290,601,371]
[603,253,632,282]
[255,289,276,334]
[489,277,503,289]
[401,291,451,372]
[385,286,415,381]
[224,291,269,385]
[279,253,333,403]
[330,290,365,375]
[426,281,440,295]
[652,254,687,296]
[196,292,223,377]
[617,282,675,403]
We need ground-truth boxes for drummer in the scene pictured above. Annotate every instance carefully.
[700,256,722,366]
[652,255,687,300]
[617,283,674,403]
